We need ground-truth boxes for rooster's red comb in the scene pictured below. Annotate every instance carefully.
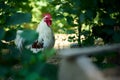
[42,13,52,18]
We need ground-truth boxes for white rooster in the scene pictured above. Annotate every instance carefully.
[15,14,55,53]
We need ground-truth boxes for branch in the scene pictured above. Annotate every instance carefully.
[58,44,120,58]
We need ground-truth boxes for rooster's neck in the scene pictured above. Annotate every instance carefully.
[36,19,51,33]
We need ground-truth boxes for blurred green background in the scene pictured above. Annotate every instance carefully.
[0,0,120,80]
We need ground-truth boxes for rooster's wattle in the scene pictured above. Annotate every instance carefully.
[15,14,55,53]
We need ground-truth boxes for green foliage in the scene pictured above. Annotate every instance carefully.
[0,48,57,80]
[93,51,117,69]
[0,28,5,40]
[47,0,120,44]
[6,13,32,26]
[68,36,77,42]
[82,36,94,46]
[4,29,16,41]
[113,31,120,43]
[20,29,38,45]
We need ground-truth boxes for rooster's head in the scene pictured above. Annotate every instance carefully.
[43,13,52,27]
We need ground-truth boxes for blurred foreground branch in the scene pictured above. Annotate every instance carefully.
[58,44,120,58]
[58,44,120,80]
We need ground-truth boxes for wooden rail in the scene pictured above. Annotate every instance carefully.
[58,44,120,80]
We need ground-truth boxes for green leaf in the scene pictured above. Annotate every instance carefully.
[55,15,64,20]
[0,28,5,40]
[19,68,29,77]
[68,39,72,42]
[68,35,76,42]
[21,49,33,64]
[113,32,120,43]
[67,30,75,34]
[95,63,116,69]
[102,18,116,25]
[80,0,97,9]
[20,29,38,45]
[43,49,56,59]
[6,13,32,26]
[82,36,94,46]
[68,36,75,39]
[85,9,96,20]
[4,29,16,41]
[80,30,91,37]
[0,66,8,77]
[38,53,46,62]
[66,16,74,25]
[39,63,58,80]
[79,13,85,23]
[37,49,55,62]
[25,72,39,80]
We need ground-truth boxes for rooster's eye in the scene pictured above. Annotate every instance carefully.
[45,18,49,19]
